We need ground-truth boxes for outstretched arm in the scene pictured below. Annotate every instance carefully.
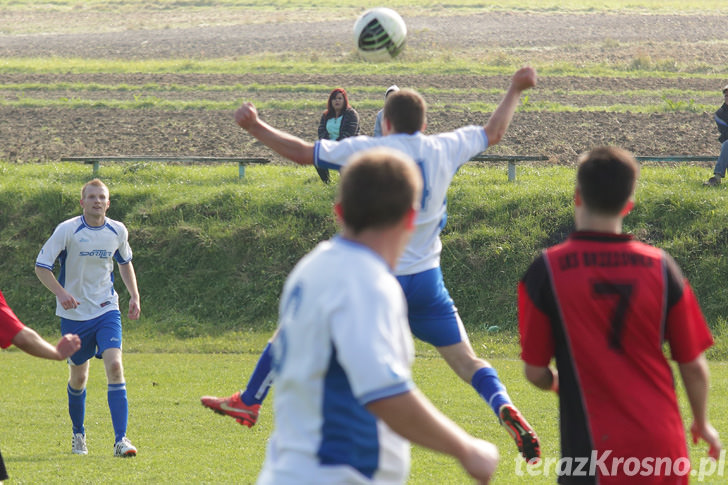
[12,327,80,360]
[484,66,537,146]
[678,354,721,459]
[235,102,315,165]
[367,389,499,484]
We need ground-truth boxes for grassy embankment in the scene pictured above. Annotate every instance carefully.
[1,161,726,359]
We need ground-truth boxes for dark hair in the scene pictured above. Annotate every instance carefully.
[324,88,351,119]
[337,147,422,234]
[577,146,639,215]
[382,89,426,135]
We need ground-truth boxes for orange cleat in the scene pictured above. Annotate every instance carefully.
[499,404,541,462]
[201,391,260,428]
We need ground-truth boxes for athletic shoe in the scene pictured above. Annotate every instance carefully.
[71,433,88,455]
[704,176,721,186]
[114,437,137,457]
[499,404,541,462]
[200,391,260,428]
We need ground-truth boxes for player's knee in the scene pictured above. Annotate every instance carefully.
[106,361,124,382]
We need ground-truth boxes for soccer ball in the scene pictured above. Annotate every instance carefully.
[353,8,407,62]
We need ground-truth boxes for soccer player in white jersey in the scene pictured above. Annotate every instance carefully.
[202,66,541,462]
[35,178,140,458]
[256,148,499,484]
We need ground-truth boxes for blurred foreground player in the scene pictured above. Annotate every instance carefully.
[256,148,499,484]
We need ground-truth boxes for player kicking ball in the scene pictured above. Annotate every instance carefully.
[202,66,541,463]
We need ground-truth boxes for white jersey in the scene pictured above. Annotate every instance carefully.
[314,125,488,275]
[35,215,132,321]
[257,237,415,485]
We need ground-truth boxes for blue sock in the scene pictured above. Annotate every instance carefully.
[67,384,86,435]
[107,383,128,443]
[472,367,512,418]
[241,343,274,406]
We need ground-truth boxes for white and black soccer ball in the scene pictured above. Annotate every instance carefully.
[353,7,407,62]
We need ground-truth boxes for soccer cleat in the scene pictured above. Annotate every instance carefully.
[200,391,260,428]
[704,176,721,186]
[499,404,541,462]
[71,432,88,455]
[114,437,137,457]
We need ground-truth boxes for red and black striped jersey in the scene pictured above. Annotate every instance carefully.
[518,231,713,484]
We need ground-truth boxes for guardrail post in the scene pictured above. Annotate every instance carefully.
[508,161,516,182]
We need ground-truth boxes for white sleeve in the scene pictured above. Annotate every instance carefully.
[330,275,414,405]
[35,223,67,270]
[114,223,133,264]
[314,136,377,171]
[435,125,489,172]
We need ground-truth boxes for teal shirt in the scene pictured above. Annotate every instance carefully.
[326,116,343,140]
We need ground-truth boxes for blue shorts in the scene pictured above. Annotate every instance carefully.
[61,310,122,365]
[396,267,466,347]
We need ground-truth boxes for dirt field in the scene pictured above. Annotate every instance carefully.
[2,10,728,164]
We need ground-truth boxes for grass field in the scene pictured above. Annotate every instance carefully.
[2,332,727,484]
[3,0,728,483]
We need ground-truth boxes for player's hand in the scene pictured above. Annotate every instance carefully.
[511,66,537,93]
[57,290,80,310]
[550,368,559,394]
[234,102,259,131]
[691,421,721,460]
[460,437,499,484]
[128,297,141,320]
[56,333,81,359]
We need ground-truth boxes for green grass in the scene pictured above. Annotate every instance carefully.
[3,1,727,482]
[3,82,719,99]
[3,332,727,484]
[0,79,722,114]
[0,96,718,114]
[3,56,728,77]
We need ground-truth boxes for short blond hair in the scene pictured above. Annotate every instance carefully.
[81,178,109,198]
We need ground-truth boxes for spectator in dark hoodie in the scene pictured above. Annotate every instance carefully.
[315,88,360,183]
[704,84,728,186]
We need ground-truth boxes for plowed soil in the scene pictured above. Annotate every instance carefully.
[1,10,727,164]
